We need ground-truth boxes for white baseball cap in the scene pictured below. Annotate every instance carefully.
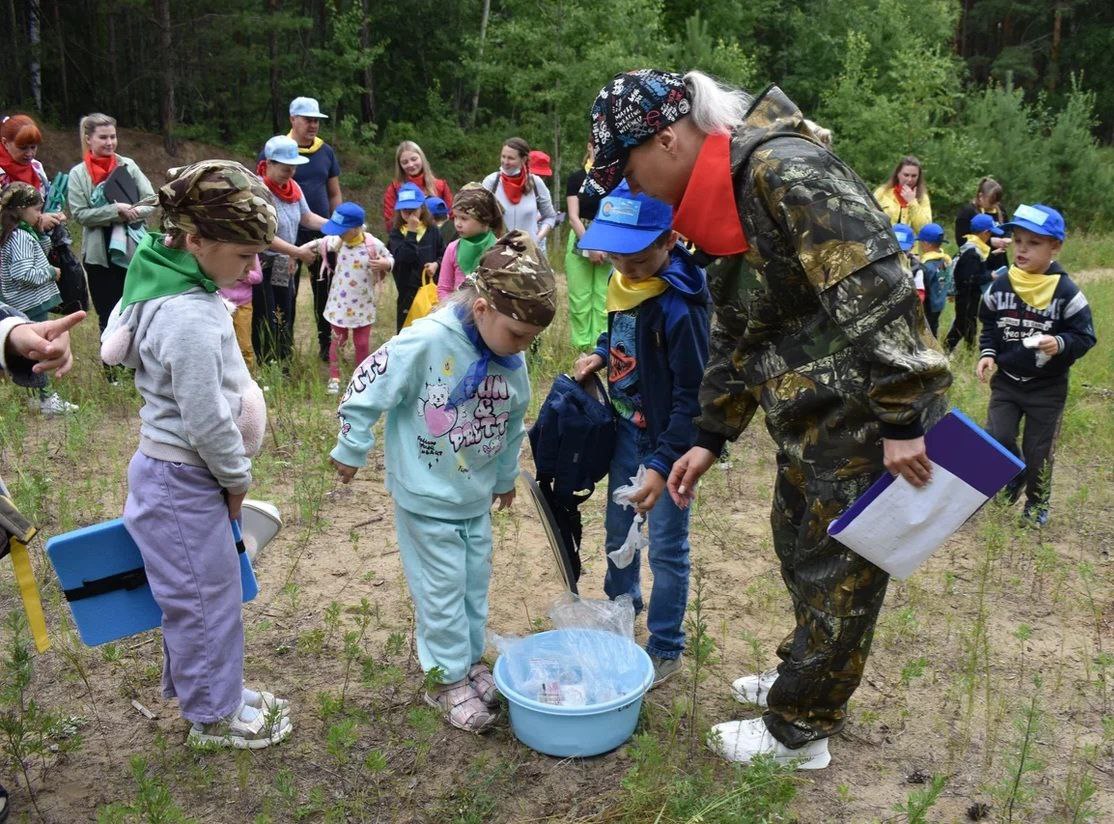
[289,97,329,119]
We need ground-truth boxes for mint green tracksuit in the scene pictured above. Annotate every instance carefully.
[331,307,529,683]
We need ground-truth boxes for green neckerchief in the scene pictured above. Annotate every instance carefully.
[120,233,217,309]
[456,230,496,275]
[17,220,41,239]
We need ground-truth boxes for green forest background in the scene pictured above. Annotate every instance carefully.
[5,0,1114,229]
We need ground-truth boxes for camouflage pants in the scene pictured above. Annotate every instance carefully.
[754,369,896,749]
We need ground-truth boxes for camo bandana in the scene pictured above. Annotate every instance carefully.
[470,230,557,327]
[158,160,277,244]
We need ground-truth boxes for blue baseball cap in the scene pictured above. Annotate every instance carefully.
[970,213,1005,236]
[578,179,673,254]
[425,197,449,219]
[917,222,946,244]
[289,97,329,119]
[892,223,915,252]
[394,182,426,212]
[1001,203,1065,241]
[263,135,309,166]
[322,202,366,235]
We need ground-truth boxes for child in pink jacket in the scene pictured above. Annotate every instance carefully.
[220,255,262,370]
[437,186,505,301]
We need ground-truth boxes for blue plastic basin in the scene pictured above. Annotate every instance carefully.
[493,628,653,757]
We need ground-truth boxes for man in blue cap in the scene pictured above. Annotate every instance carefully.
[572,180,710,688]
[261,96,344,361]
[945,211,1004,352]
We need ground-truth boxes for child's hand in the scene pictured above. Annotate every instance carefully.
[1036,335,1060,356]
[574,353,605,381]
[332,458,358,484]
[422,261,438,278]
[370,257,392,273]
[53,266,62,281]
[628,468,666,514]
[225,490,247,520]
[492,489,516,510]
[976,356,996,382]
[405,213,423,232]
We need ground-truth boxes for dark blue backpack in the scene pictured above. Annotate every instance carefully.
[529,373,616,498]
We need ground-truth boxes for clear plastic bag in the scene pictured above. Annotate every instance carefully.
[489,593,642,707]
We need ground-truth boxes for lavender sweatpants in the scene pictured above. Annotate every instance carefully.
[124,452,243,723]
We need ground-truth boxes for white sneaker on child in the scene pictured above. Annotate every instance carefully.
[187,701,292,750]
[40,393,78,416]
[326,378,340,395]
[242,686,290,718]
[707,717,830,769]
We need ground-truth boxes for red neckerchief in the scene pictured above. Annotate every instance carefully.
[0,143,38,187]
[893,184,909,208]
[672,132,749,256]
[84,151,118,186]
[407,173,428,193]
[499,166,528,205]
[256,160,303,203]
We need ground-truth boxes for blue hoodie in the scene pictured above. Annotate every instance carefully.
[593,244,711,478]
[331,307,530,518]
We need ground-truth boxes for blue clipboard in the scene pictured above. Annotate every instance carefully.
[46,518,258,647]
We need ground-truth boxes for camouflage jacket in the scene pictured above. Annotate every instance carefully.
[695,86,951,450]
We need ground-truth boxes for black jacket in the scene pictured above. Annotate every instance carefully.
[979,262,1096,382]
[388,225,445,291]
[952,240,994,291]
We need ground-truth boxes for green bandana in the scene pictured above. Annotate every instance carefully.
[120,233,217,309]
[456,230,496,275]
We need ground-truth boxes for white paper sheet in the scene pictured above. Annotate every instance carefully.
[829,461,987,579]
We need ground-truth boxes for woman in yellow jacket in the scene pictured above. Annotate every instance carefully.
[873,155,932,234]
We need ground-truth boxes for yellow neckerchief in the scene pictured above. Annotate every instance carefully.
[921,250,951,265]
[964,234,991,259]
[583,159,592,172]
[1007,264,1060,311]
[606,271,668,312]
[342,230,366,248]
[287,132,324,154]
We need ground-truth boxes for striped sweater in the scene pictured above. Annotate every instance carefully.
[0,226,59,314]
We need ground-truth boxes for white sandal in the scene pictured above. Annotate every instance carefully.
[188,702,292,750]
[425,679,496,733]
[467,662,500,708]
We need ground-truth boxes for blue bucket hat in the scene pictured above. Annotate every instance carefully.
[394,182,426,212]
[263,135,309,166]
[425,197,449,219]
[917,222,946,244]
[1001,203,1065,241]
[892,223,915,252]
[578,179,674,254]
[970,213,1005,237]
[321,202,366,235]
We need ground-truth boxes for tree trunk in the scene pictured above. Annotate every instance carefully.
[107,9,118,112]
[269,0,281,133]
[1048,2,1063,93]
[6,0,19,103]
[359,0,375,124]
[52,0,69,117]
[468,0,491,127]
[154,0,176,154]
[27,0,41,111]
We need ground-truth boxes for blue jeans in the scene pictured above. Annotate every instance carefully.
[603,417,691,659]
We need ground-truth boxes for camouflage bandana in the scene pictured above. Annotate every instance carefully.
[583,69,691,199]
[452,184,504,232]
[158,160,277,244]
[0,181,43,212]
[471,230,557,327]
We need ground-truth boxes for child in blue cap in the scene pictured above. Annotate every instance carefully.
[303,202,394,394]
[892,223,925,304]
[976,204,1096,526]
[387,182,444,333]
[945,211,1003,352]
[573,180,710,687]
[916,223,952,338]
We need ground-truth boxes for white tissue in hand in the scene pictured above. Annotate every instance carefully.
[609,466,650,569]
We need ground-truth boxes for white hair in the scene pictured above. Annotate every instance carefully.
[683,70,753,135]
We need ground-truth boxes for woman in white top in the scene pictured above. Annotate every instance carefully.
[482,137,557,251]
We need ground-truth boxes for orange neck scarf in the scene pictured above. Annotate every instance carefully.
[672,133,749,256]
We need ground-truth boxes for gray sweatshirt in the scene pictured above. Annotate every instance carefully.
[101,289,266,494]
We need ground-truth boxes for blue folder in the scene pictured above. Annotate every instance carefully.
[46,518,258,647]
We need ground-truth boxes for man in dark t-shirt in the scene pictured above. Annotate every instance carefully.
[260,96,343,361]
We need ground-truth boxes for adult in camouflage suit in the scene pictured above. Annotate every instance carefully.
[583,70,951,769]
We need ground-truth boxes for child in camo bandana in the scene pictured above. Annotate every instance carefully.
[331,230,555,733]
[101,160,293,750]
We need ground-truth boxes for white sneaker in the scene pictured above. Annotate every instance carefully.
[707,717,830,769]
[40,393,78,416]
[242,686,290,718]
[732,668,779,707]
[187,702,292,750]
[326,378,340,395]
